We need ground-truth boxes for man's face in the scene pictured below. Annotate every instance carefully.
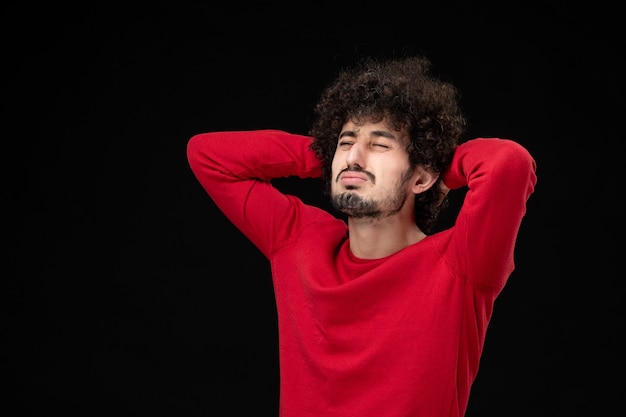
[330,120,415,219]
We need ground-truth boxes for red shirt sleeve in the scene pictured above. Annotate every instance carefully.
[442,138,537,290]
[186,129,324,258]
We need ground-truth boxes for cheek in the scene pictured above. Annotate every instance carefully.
[381,166,412,188]
[331,157,343,179]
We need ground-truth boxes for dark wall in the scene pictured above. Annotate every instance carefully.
[4,2,623,416]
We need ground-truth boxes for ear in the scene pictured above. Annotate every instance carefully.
[411,165,439,195]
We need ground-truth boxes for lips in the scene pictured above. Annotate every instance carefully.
[339,172,369,186]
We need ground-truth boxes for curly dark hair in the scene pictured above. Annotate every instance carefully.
[309,56,467,233]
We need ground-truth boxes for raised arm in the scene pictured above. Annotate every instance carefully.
[442,138,537,290]
[186,129,323,257]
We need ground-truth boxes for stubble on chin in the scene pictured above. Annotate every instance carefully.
[331,192,380,218]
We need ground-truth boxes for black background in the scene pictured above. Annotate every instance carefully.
[3,2,623,416]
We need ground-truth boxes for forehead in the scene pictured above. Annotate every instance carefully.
[341,119,409,143]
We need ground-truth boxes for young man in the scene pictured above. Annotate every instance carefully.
[187,56,537,417]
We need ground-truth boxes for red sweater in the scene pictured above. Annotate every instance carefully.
[187,130,537,417]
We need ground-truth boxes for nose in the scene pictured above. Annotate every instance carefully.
[345,142,364,169]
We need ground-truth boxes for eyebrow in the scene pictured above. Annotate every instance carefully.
[338,130,398,140]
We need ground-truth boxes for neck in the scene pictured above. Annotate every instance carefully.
[347,214,426,259]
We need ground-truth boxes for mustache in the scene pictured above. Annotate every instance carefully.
[336,166,376,183]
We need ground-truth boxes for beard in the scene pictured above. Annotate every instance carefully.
[331,188,408,220]
[331,165,415,220]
